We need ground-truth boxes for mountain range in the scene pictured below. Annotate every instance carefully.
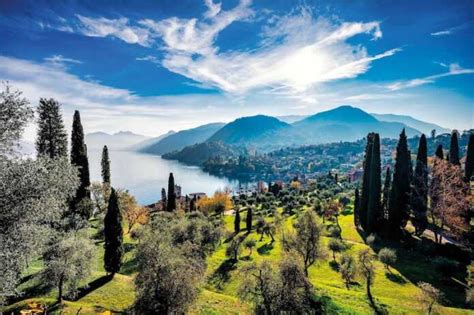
[139,123,225,155]
[85,131,149,150]
[85,106,451,158]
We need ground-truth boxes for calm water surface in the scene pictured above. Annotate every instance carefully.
[88,150,238,205]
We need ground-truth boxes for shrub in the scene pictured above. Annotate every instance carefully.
[378,248,397,270]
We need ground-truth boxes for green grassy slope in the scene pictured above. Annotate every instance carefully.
[2,209,471,314]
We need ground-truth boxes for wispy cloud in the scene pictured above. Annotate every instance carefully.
[430,22,470,36]
[136,55,160,64]
[76,15,153,46]
[44,55,82,68]
[386,63,474,91]
[61,1,398,95]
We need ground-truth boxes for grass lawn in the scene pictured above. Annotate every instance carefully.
[2,209,472,314]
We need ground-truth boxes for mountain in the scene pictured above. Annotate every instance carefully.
[371,113,450,135]
[277,115,309,123]
[207,115,298,149]
[292,106,421,143]
[86,131,149,150]
[129,130,176,151]
[140,123,225,155]
[162,141,240,165]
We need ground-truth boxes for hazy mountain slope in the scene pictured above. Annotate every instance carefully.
[293,106,421,143]
[207,115,300,150]
[129,130,176,151]
[276,115,309,123]
[371,113,450,135]
[140,123,225,155]
[86,131,149,150]
[162,141,239,165]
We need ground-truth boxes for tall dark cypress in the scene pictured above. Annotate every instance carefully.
[435,144,444,159]
[104,188,123,275]
[161,188,167,211]
[449,131,460,165]
[416,134,427,165]
[234,208,241,233]
[411,134,428,235]
[367,133,381,233]
[70,110,91,218]
[167,173,176,211]
[388,129,411,238]
[246,207,252,232]
[360,133,374,230]
[354,187,360,227]
[35,98,68,158]
[465,134,474,181]
[382,166,391,221]
[101,145,111,184]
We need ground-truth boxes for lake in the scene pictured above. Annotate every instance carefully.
[88,150,239,205]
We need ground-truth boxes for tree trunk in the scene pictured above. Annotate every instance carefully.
[58,276,64,304]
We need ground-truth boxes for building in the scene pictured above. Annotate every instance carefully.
[257,181,266,193]
[175,184,182,198]
[348,168,364,182]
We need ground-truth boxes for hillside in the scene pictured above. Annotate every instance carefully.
[162,141,240,165]
[86,131,149,150]
[4,178,471,314]
[140,123,225,155]
[208,115,291,145]
[129,130,175,151]
[372,113,450,135]
[293,106,421,143]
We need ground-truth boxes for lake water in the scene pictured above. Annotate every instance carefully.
[88,150,239,205]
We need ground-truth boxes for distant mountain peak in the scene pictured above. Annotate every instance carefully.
[298,105,377,124]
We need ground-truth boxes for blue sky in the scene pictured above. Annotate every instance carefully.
[0,0,472,139]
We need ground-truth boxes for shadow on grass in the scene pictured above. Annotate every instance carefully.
[121,257,139,275]
[385,271,407,284]
[208,259,237,290]
[123,242,136,253]
[329,260,339,271]
[73,274,113,301]
[358,228,469,308]
[257,242,274,255]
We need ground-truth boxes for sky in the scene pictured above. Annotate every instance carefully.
[0,0,473,141]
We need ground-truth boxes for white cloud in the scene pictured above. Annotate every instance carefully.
[153,5,396,94]
[431,29,452,36]
[136,55,159,64]
[67,2,398,95]
[76,15,152,46]
[204,0,222,18]
[44,55,82,68]
[386,63,474,91]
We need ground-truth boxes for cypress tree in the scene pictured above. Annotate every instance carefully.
[435,144,444,159]
[388,129,411,239]
[382,166,391,221]
[411,134,428,235]
[354,187,360,227]
[101,145,111,184]
[449,131,460,165]
[161,188,167,211]
[104,188,123,275]
[465,134,474,181]
[167,173,176,211]
[35,98,68,158]
[360,133,374,230]
[234,208,241,233]
[416,134,427,165]
[367,133,381,233]
[70,110,91,218]
[246,207,252,232]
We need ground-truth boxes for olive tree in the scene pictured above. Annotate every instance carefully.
[41,233,94,303]
[283,211,325,276]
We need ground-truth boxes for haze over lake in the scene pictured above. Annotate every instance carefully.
[88,150,238,204]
